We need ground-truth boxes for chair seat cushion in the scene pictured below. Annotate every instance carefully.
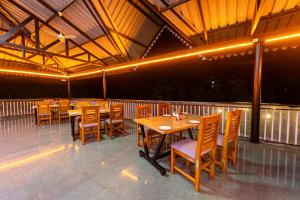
[217,133,234,146]
[105,119,123,124]
[171,139,211,159]
[37,113,50,116]
[79,122,98,128]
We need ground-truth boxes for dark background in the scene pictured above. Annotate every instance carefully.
[1,29,300,104]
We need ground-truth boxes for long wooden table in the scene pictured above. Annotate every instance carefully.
[68,109,110,141]
[135,115,201,176]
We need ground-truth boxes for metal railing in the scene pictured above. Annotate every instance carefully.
[0,98,299,145]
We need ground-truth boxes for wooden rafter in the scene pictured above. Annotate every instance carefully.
[7,0,107,66]
[84,0,126,61]
[160,0,198,35]
[108,29,147,48]
[160,0,190,12]
[0,17,33,42]
[250,0,268,36]
[97,0,132,60]
[139,0,193,45]
[36,0,120,62]
[196,0,208,43]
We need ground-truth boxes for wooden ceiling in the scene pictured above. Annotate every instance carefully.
[0,0,300,76]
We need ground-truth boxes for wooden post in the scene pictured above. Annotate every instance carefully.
[21,32,25,58]
[67,78,71,100]
[103,71,107,99]
[65,39,69,56]
[251,41,263,143]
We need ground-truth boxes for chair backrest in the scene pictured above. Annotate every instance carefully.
[58,100,70,112]
[196,114,221,160]
[95,100,108,109]
[37,102,50,114]
[81,106,99,125]
[136,105,152,119]
[224,110,241,144]
[77,101,90,110]
[157,103,170,116]
[110,104,124,121]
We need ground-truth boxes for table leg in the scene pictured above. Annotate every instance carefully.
[34,108,37,125]
[71,116,75,141]
[188,128,194,139]
[139,125,168,176]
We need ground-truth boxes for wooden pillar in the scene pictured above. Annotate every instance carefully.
[251,42,263,143]
[102,71,107,99]
[67,78,71,100]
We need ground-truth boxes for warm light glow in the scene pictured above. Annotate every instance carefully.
[265,33,300,43]
[0,146,65,171]
[0,68,67,78]
[103,42,253,72]
[68,69,103,78]
[217,109,223,113]
[121,169,138,181]
[266,114,271,119]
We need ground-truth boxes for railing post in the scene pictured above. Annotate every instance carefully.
[103,71,107,99]
[251,41,263,143]
[67,78,71,100]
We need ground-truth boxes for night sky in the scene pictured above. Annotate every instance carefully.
[0,29,300,104]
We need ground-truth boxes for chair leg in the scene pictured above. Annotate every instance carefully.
[170,148,175,174]
[109,124,113,139]
[81,128,85,145]
[105,122,108,135]
[97,126,100,142]
[58,115,61,124]
[195,162,200,192]
[221,149,227,173]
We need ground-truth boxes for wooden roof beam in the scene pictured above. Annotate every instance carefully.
[160,0,190,12]
[97,0,132,60]
[196,0,208,43]
[250,0,268,36]
[0,16,33,42]
[8,0,107,66]
[84,0,126,61]
[36,0,120,62]
[139,0,193,45]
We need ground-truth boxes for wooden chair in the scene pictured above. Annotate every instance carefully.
[105,104,125,139]
[171,114,221,192]
[157,103,182,144]
[135,105,160,147]
[37,101,52,125]
[95,100,109,129]
[58,100,70,124]
[79,106,100,144]
[157,103,171,116]
[216,110,241,173]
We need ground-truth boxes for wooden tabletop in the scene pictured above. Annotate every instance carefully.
[135,115,201,134]
[68,108,110,117]
[32,104,75,109]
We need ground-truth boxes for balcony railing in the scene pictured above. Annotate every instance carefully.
[0,98,299,146]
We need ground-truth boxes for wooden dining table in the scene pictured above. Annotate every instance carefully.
[68,108,110,141]
[135,115,201,176]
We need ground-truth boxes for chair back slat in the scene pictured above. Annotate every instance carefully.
[82,106,99,124]
[58,100,70,112]
[136,105,152,119]
[77,101,90,110]
[225,110,242,141]
[95,100,108,109]
[197,114,220,159]
[110,104,124,121]
[37,102,50,114]
[157,103,170,116]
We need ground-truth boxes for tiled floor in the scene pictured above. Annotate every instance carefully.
[0,116,299,200]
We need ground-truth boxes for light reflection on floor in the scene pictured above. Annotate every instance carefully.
[0,116,299,200]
